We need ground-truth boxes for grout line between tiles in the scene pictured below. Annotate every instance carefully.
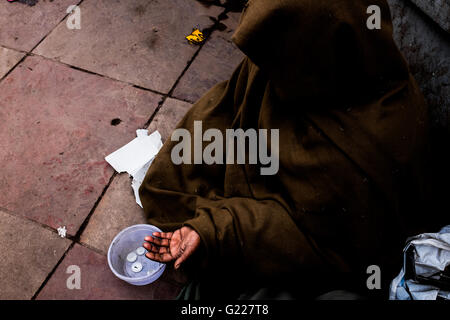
[31,241,76,300]
[142,8,229,130]
[0,0,86,85]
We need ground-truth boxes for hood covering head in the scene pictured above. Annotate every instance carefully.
[232,0,409,103]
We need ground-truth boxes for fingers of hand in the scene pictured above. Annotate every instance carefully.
[143,232,177,263]
[142,242,160,253]
[150,232,173,240]
[144,235,170,247]
[145,251,172,263]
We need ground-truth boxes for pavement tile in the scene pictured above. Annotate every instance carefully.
[34,0,224,93]
[80,174,147,255]
[0,46,25,79]
[0,210,72,300]
[172,11,244,103]
[36,243,182,300]
[148,97,193,142]
[0,55,161,236]
[0,0,75,52]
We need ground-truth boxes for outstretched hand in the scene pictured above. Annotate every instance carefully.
[143,226,201,269]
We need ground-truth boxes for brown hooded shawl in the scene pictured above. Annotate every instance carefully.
[140,0,430,297]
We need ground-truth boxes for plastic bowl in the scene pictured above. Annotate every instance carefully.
[107,224,166,286]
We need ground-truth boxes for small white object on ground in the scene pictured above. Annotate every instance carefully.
[126,252,138,263]
[136,247,146,256]
[131,262,143,273]
[105,130,163,208]
[57,226,67,238]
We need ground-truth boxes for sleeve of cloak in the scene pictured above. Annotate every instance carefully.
[183,196,348,278]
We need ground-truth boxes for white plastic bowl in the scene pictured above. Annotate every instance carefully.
[107,224,166,286]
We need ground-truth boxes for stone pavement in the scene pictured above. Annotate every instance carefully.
[0,0,448,300]
[0,0,242,300]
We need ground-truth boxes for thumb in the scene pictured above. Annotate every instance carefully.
[174,242,196,269]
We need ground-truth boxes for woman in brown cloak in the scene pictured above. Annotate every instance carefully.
[140,0,431,298]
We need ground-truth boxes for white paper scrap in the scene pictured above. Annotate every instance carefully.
[132,158,155,208]
[105,130,163,208]
[57,226,67,238]
[132,177,144,208]
[105,130,162,176]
